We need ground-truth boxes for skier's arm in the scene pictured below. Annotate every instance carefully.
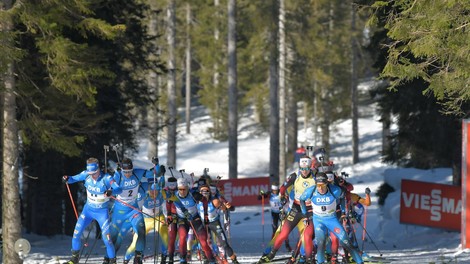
[299,185,315,215]
[64,171,88,184]
[280,172,296,196]
[107,175,123,195]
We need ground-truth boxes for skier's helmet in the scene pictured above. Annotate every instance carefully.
[121,158,133,170]
[177,178,189,189]
[315,172,329,185]
[167,176,177,190]
[86,157,100,175]
[299,156,312,169]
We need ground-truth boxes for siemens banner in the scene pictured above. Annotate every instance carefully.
[400,179,461,231]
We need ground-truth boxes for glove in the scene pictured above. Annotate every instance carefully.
[167,214,176,224]
[151,156,159,165]
[104,190,113,197]
[280,196,287,206]
[303,218,310,226]
[340,214,347,223]
[224,202,232,209]
[365,187,371,195]
[184,211,192,220]
[159,165,166,175]
[279,210,286,221]
[62,175,69,183]
[260,190,265,195]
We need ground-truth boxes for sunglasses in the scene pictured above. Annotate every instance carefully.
[122,169,133,174]
[178,188,187,191]
[299,167,310,171]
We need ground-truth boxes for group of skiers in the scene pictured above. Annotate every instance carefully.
[62,147,371,264]
[256,148,371,264]
[62,157,238,264]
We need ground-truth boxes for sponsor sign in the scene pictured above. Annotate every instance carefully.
[218,177,270,206]
[400,179,461,231]
[462,120,470,248]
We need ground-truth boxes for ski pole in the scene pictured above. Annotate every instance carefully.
[356,217,382,257]
[287,224,306,264]
[362,206,368,251]
[153,158,159,264]
[109,196,166,224]
[261,194,265,248]
[65,182,90,254]
[104,145,109,174]
[168,166,176,178]
[65,183,79,220]
[112,144,122,166]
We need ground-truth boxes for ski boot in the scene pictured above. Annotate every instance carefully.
[330,254,338,264]
[102,257,110,264]
[258,249,276,263]
[168,254,174,264]
[109,258,117,264]
[159,253,167,264]
[134,251,143,264]
[285,257,296,264]
[123,259,130,264]
[63,250,79,264]
[285,240,293,252]
[230,254,240,264]
[179,254,188,264]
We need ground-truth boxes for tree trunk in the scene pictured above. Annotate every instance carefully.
[278,0,287,182]
[382,111,391,155]
[166,0,177,167]
[147,5,160,160]
[2,1,22,260]
[227,0,238,179]
[287,81,298,169]
[269,1,280,183]
[213,0,220,139]
[351,0,359,163]
[185,3,192,134]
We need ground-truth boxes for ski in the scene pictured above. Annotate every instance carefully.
[250,256,293,264]
[344,256,394,264]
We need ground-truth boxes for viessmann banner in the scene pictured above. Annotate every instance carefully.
[218,177,270,206]
[400,179,461,231]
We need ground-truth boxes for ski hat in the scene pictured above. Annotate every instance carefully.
[177,178,189,188]
[210,185,217,195]
[86,162,99,175]
[299,156,312,168]
[167,177,177,190]
[271,184,279,191]
[315,172,328,185]
[326,172,335,182]
[150,183,162,191]
[199,184,210,192]
[121,158,133,170]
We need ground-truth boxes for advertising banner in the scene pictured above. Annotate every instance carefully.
[400,179,461,231]
[218,177,270,206]
[462,119,470,248]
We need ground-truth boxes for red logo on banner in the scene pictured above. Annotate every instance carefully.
[400,179,461,231]
[218,177,270,206]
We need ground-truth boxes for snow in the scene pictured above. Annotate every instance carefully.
[11,99,470,264]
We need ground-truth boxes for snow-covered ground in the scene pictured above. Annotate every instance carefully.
[13,100,470,264]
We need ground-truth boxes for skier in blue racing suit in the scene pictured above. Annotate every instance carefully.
[300,172,364,264]
[62,157,123,264]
